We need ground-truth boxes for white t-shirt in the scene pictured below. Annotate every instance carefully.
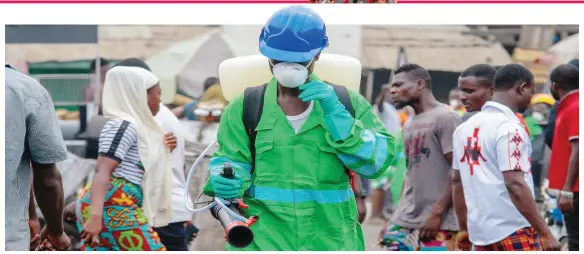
[452,101,534,246]
[154,104,191,223]
[286,101,314,134]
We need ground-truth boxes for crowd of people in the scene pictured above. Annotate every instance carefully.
[372,61,579,251]
[4,5,578,252]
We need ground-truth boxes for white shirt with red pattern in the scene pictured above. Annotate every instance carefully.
[452,101,534,246]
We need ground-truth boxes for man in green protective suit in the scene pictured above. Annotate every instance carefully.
[201,6,397,251]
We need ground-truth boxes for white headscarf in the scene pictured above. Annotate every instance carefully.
[102,66,173,227]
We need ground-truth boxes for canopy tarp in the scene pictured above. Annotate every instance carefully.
[548,33,579,67]
[146,27,262,101]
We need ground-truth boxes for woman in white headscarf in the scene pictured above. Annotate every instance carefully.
[76,66,175,251]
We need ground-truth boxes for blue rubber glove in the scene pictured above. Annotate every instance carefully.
[299,80,355,141]
[210,173,243,199]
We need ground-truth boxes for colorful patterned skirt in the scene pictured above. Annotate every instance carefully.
[76,176,166,251]
[474,227,542,251]
[380,224,458,251]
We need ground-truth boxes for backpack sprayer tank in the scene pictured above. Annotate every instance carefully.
[218,53,363,101]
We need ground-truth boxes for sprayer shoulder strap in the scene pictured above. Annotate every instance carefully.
[242,83,268,170]
[242,82,354,172]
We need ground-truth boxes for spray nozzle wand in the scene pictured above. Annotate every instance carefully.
[184,140,257,248]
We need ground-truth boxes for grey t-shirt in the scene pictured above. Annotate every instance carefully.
[4,65,68,250]
[392,104,461,231]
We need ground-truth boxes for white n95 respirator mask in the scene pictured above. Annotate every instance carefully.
[271,60,313,88]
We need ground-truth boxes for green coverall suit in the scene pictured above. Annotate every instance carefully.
[203,76,397,251]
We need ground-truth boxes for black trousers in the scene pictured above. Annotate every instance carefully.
[531,162,543,199]
[563,192,579,251]
[153,222,189,251]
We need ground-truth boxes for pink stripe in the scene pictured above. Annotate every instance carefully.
[0,0,305,2]
[1,0,581,2]
[398,0,584,2]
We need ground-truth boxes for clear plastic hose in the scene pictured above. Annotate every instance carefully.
[215,197,248,222]
[184,139,217,213]
[184,139,247,222]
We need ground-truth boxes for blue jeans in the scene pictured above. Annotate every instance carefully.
[153,222,189,251]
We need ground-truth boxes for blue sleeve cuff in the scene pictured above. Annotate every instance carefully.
[324,109,355,142]
[209,156,252,179]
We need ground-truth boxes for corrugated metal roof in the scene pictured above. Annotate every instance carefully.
[361,25,512,71]
[6,25,99,44]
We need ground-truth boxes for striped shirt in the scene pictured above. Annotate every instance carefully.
[99,119,144,185]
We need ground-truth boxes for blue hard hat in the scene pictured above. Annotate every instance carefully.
[259,6,329,63]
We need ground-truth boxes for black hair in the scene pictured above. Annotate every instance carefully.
[393,63,432,89]
[89,58,110,72]
[113,57,151,71]
[550,64,579,91]
[460,64,497,86]
[493,64,534,91]
[204,77,219,91]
